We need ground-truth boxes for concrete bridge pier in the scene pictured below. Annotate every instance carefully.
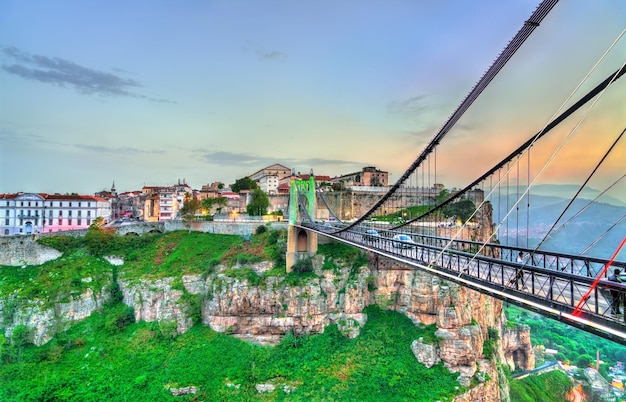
[286,225,317,272]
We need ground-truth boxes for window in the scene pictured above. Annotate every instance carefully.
[4,219,8,225]
[77,219,82,225]
[87,211,91,217]
[58,217,62,225]
[28,202,31,206]
[78,211,82,217]
[49,218,53,226]
[68,211,72,217]
[78,202,81,207]
[48,210,52,217]
[69,202,72,207]
[87,218,91,226]
[5,210,7,216]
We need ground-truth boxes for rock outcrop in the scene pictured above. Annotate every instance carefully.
[502,324,535,371]
[1,286,109,345]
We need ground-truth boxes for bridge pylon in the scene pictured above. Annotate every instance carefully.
[286,173,318,272]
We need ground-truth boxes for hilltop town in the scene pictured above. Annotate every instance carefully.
[1,164,399,236]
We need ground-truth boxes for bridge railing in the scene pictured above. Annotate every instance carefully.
[303,221,626,325]
[311,221,626,278]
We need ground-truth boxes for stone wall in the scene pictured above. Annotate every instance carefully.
[0,235,62,266]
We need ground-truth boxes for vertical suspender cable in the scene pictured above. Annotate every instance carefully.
[527,148,531,249]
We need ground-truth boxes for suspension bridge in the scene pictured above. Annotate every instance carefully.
[287,1,626,345]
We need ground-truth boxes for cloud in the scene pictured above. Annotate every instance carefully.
[257,50,287,62]
[388,95,430,115]
[1,46,175,103]
[74,144,165,155]
[195,150,363,174]
[195,151,277,166]
[243,40,287,62]
[0,129,66,146]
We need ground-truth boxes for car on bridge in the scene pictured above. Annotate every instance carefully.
[392,234,416,249]
[364,229,380,243]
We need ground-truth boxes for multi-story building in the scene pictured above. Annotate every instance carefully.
[141,180,193,222]
[332,166,389,188]
[0,192,111,236]
[249,163,292,194]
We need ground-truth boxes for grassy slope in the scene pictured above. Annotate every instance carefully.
[1,230,462,401]
[0,305,460,401]
[509,370,573,402]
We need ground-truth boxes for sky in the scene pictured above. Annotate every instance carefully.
[1,1,625,200]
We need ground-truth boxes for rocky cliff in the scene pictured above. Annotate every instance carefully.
[1,250,534,401]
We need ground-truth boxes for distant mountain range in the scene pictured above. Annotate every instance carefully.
[492,185,626,261]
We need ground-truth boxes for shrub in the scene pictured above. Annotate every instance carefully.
[104,304,135,334]
[292,257,313,274]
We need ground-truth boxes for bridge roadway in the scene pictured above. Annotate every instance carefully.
[298,222,626,345]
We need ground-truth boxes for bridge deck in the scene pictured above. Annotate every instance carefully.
[299,224,626,345]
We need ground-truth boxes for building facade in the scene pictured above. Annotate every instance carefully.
[248,163,292,194]
[0,193,111,236]
[333,166,389,187]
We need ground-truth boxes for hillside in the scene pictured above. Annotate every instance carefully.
[1,304,461,401]
[495,193,626,260]
[0,229,465,401]
[0,228,592,401]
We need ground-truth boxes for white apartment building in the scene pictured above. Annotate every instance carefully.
[0,193,111,236]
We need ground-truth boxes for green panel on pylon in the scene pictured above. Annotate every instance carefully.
[289,175,316,224]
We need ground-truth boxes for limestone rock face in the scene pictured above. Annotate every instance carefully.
[1,287,109,346]
[411,338,441,368]
[120,276,202,335]
[502,324,535,371]
[202,257,371,343]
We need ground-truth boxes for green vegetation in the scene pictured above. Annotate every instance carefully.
[509,370,573,402]
[246,188,270,216]
[317,242,368,268]
[442,199,476,224]
[0,249,112,308]
[231,177,259,193]
[369,205,432,223]
[506,305,626,370]
[0,304,461,401]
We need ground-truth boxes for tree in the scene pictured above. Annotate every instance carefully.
[180,192,201,232]
[201,196,227,216]
[246,188,270,216]
[179,192,201,217]
[231,177,258,193]
[85,217,115,256]
[436,188,450,204]
[442,199,476,223]
[576,354,594,368]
